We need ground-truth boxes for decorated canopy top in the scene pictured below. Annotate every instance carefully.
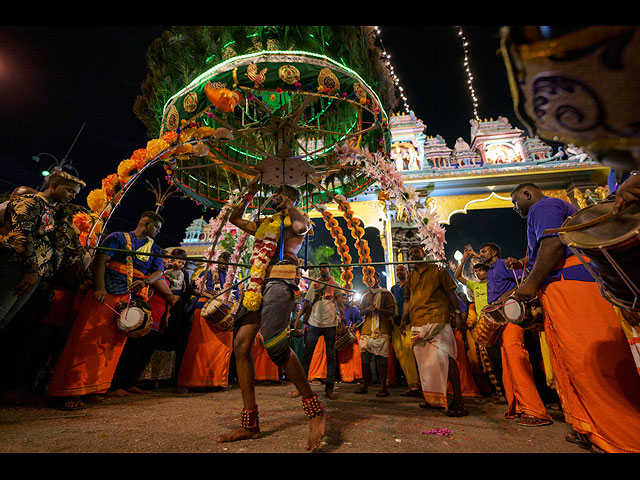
[133,26,399,210]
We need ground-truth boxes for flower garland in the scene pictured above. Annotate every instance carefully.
[74,125,219,247]
[243,213,283,311]
[334,195,375,287]
[222,229,250,301]
[315,205,353,290]
[336,144,446,259]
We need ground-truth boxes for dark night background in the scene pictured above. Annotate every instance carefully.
[0,24,535,283]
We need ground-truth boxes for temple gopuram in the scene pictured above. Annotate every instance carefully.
[172,112,610,289]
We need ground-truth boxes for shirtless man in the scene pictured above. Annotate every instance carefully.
[216,182,327,451]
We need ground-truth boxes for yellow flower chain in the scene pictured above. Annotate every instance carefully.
[243,213,284,311]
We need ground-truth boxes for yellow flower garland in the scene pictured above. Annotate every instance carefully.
[243,213,284,311]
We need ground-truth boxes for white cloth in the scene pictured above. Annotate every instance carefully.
[305,278,339,328]
[411,323,457,407]
[359,334,389,357]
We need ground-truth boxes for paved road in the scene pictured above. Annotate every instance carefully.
[0,380,591,454]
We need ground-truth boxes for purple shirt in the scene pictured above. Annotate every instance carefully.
[486,258,522,304]
[526,196,593,284]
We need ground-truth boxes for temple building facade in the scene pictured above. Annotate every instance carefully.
[173,111,611,289]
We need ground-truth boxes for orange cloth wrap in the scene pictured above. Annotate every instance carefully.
[538,257,640,453]
[47,291,130,397]
[177,302,234,388]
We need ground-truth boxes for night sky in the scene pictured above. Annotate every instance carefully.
[0,25,530,266]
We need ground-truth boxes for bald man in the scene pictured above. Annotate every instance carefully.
[510,182,640,452]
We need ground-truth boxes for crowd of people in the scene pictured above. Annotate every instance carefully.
[2,171,640,453]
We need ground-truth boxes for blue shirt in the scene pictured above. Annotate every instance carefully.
[101,231,164,295]
[343,305,363,326]
[486,258,522,304]
[391,282,405,318]
[526,196,593,285]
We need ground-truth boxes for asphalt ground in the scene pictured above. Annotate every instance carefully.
[0,379,600,455]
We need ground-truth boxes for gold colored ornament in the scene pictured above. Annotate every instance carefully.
[166,105,180,132]
[183,92,198,113]
[246,63,268,89]
[353,82,367,102]
[279,64,301,85]
[318,68,340,93]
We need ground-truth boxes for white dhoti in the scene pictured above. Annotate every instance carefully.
[359,334,390,357]
[411,323,457,408]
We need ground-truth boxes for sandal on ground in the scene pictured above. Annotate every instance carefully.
[515,414,552,427]
[376,390,390,397]
[354,386,368,394]
[400,389,421,397]
[444,403,469,417]
[60,397,86,411]
[565,431,591,449]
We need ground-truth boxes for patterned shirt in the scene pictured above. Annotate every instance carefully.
[0,193,57,277]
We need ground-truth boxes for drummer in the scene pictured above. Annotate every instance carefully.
[473,242,552,427]
[47,211,165,411]
[510,182,640,453]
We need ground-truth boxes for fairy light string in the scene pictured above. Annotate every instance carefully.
[457,26,479,121]
[373,26,411,113]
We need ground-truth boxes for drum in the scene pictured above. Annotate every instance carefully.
[335,328,356,351]
[501,296,544,331]
[472,302,508,347]
[558,201,640,311]
[115,296,153,338]
[202,296,237,331]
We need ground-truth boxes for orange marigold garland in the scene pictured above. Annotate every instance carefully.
[319,207,353,290]
[335,195,375,288]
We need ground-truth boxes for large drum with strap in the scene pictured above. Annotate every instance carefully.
[499,296,544,331]
[471,303,509,347]
[202,295,238,331]
[335,327,357,351]
[115,296,153,338]
[557,201,640,311]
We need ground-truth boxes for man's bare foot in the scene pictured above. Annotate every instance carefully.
[107,388,131,397]
[289,389,301,398]
[127,386,144,394]
[215,427,260,443]
[306,411,327,451]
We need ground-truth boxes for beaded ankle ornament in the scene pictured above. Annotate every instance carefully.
[301,393,324,418]
[240,405,259,429]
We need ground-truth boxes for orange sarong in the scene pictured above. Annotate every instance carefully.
[47,290,130,397]
[500,322,551,421]
[253,334,279,382]
[448,330,482,398]
[308,336,328,381]
[177,303,233,388]
[337,330,363,383]
[539,264,640,453]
